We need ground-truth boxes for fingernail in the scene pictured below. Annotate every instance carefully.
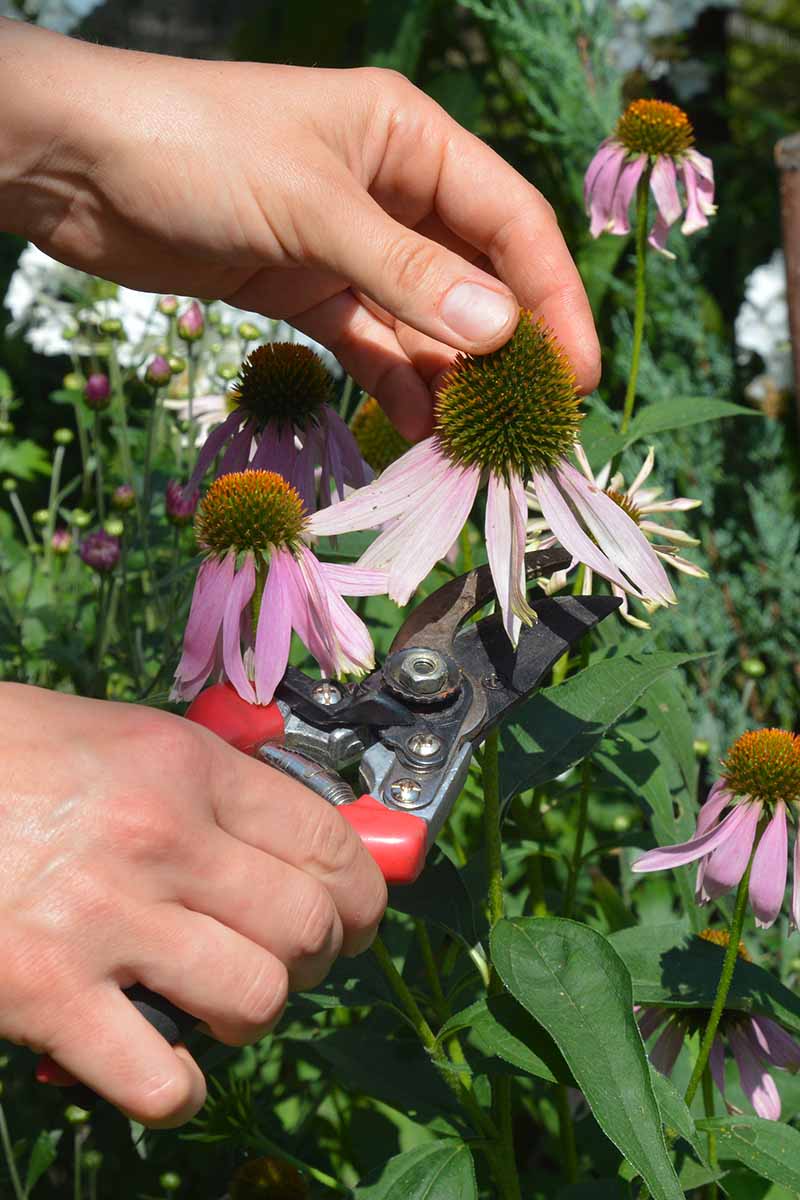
[440,282,516,344]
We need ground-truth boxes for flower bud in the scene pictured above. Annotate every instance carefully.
[177,301,204,342]
[145,355,172,387]
[63,372,84,391]
[112,484,135,512]
[168,355,186,375]
[741,657,766,679]
[159,1172,181,1193]
[84,373,111,411]
[693,738,711,758]
[238,321,260,342]
[219,322,232,337]
[51,529,72,555]
[218,363,238,381]
[79,530,120,573]
[71,508,91,529]
[65,1104,90,1125]
[54,428,75,446]
[2,478,17,493]
[207,308,221,327]
[99,317,123,337]
[83,1150,103,1171]
[209,341,222,355]
[33,509,50,527]
[103,517,125,537]
[0,420,14,437]
[158,295,179,316]
[62,324,78,341]
[165,480,199,527]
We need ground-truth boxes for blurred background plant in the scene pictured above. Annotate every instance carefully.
[1,1,799,1197]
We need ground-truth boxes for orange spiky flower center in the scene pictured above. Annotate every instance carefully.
[230,342,334,430]
[698,928,751,962]
[195,470,305,556]
[605,488,641,524]
[616,99,694,158]
[721,729,800,809]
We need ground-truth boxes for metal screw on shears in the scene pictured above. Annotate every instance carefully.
[387,778,423,807]
[312,681,341,706]
[406,732,442,759]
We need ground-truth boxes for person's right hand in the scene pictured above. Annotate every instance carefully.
[0,683,386,1126]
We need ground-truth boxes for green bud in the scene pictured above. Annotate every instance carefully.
[0,1054,9,1070]
[238,322,260,342]
[168,356,186,375]
[209,342,222,355]
[71,508,92,529]
[2,478,17,493]
[33,509,50,527]
[63,372,85,392]
[0,420,14,436]
[83,1150,103,1170]
[741,657,766,679]
[612,814,631,832]
[218,363,238,381]
[158,295,179,316]
[207,309,221,327]
[93,280,118,301]
[693,739,711,758]
[104,517,125,537]
[62,325,79,341]
[54,428,75,445]
[65,1105,90,1125]
[159,1172,182,1192]
[219,322,232,337]
[99,317,123,337]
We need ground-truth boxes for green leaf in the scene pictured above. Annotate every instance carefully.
[696,1117,800,1193]
[388,849,482,947]
[491,917,683,1200]
[355,1140,477,1199]
[0,439,50,480]
[501,651,698,800]
[628,397,756,441]
[439,995,573,1085]
[577,409,626,472]
[609,923,800,1038]
[25,1129,62,1193]
[650,1069,703,1159]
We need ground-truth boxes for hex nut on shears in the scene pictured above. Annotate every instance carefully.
[383,647,460,703]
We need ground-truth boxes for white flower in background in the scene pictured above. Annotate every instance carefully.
[608,0,734,100]
[527,445,706,628]
[735,250,792,397]
[0,0,102,34]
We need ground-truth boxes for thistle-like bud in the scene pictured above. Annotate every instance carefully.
[83,1151,103,1171]
[159,1173,181,1193]
[64,1105,90,1126]
[79,530,120,573]
[99,317,123,337]
[158,295,179,316]
[218,363,238,381]
[71,508,91,529]
[112,484,135,511]
[84,373,111,411]
[145,355,172,387]
[2,478,16,493]
[238,321,260,342]
[104,517,125,537]
[63,372,84,391]
[165,479,199,527]
[177,301,204,342]
[33,509,49,527]
[168,355,186,375]
[51,529,72,555]
[54,428,75,445]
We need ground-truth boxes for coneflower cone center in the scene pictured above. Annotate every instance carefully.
[195,470,305,555]
[616,99,694,157]
[722,729,800,810]
[350,397,410,472]
[230,342,334,429]
[434,313,582,479]
[606,488,641,524]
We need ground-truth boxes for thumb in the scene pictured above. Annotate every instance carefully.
[306,173,519,354]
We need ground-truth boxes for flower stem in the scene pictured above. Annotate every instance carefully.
[619,169,651,437]
[0,1102,24,1200]
[73,1127,84,1200]
[562,756,591,919]
[483,730,505,937]
[107,342,135,497]
[460,523,474,573]
[702,1064,718,1200]
[684,852,755,1108]
[93,412,105,523]
[555,1083,579,1185]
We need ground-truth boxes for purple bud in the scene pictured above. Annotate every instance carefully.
[158,295,179,316]
[177,301,204,342]
[51,529,72,555]
[165,479,199,527]
[79,530,120,573]
[145,355,172,387]
[84,373,111,411]
[112,484,136,511]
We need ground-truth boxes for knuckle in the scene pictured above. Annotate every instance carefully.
[103,799,180,864]
[235,958,288,1034]
[357,65,411,98]
[301,805,360,878]
[384,232,441,298]
[294,884,341,963]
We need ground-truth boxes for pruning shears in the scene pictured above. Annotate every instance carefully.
[37,546,619,1096]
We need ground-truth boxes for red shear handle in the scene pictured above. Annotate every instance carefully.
[339,796,427,885]
[185,682,285,753]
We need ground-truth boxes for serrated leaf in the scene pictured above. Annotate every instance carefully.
[25,1129,62,1193]
[501,651,698,800]
[609,923,800,1038]
[696,1117,800,1192]
[491,917,683,1200]
[355,1140,477,1199]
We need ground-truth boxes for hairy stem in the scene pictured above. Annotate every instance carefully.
[620,169,651,437]
[702,1064,718,1200]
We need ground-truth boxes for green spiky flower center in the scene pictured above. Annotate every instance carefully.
[721,729,800,809]
[195,470,305,556]
[606,488,641,524]
[434,313,582,479]
[230,343,334,429]
[350,396,410,472]
[616,99,694,158]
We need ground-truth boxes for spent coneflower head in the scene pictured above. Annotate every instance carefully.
[185,343,371,512]
[350,397,410,474]
[585,99,716,258]
[172,469,387,706]
[633,729,800,930]
[308,314,674,644]
[528,445,705,627]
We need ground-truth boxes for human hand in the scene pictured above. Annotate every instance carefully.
[0,684,386,1126]
[0,20,599,440]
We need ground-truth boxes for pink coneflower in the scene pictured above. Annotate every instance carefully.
[638,931,800,1121]
[186,343,371,513]
[307,314,674,644]
[171,470,387,705]
[528,445,705,627]
[585,99,716,258]
[633,730,800,929]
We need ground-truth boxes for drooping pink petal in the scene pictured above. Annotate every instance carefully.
[749,802,789,929]
[291,432,320,511]
[306,437,453,536]
[584,140,619,209]
[685,149,716,213]
[701,801,761,901]
[250,422,298,479]
[632,801,762,873]
[323,408,372,493]
[486,470,535,645]
[282,546,337,676]
[184,407,244,494]
[587,144,628,237]
[650,156,683,228]
[637,1007,670,1041]
[647,212,677,260]
[357,461,481,606]
[694,783,735,902]
[649,1019,685,1077]
[793,834,800,931]
[608,156,647,235]
[221,553,256,703]
[748,1018,800,1072]
[710,1036,726,1099]
[318,561,389,596]
[294,546,375,677]
[323,585,377,676]
[217,419,257,476]
[681,160,711,236]
[729,1027,782,1120]
[252,549,293,705]
[173,553,235,688]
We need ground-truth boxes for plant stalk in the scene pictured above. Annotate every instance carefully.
[702,1064,718,1200]
[555,1083,579,1185]
[0,1102,24,1200]
[620,169,651,437]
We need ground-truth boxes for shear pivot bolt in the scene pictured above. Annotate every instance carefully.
[388,778,423,807]
[312,681,341,706]
[385,647,453,698]
[406,732,442,759]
